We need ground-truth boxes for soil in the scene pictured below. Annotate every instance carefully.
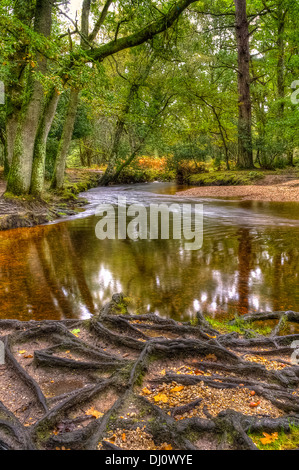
[177,175,299,202]
[0,294,298,450]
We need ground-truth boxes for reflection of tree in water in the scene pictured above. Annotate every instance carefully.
[237,228,252,316]
[0,224,96,320]
[0,217,298,321]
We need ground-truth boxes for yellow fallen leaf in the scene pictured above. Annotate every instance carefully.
[160,443,173,450]
[19,350,26,354]
[142,387,151,395]
[154,393,168,403]
[260,432,278,445]
[170,386,184,393]
[86,407,104,419]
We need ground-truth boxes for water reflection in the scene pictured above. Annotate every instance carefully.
[0,184,298,322]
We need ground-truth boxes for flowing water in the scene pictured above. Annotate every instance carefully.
[0,182,298,323]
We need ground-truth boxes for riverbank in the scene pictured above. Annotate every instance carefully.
[0,294,298,450]
[177,174,299,202]
[0,169,101,231]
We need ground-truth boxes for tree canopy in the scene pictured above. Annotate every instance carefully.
[0,0,298,195]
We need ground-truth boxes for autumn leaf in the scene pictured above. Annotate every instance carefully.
[205,354,217,362]
[170,385,184,393]
[122,433,126,442]
[19,350,26,354]
[154,393,169,403]
[142,387,151,395]
[71,329,80,337]
[86,407,103,419]
[194,369,204,375]
[24,354,33,359]
[249,401,261,408]
[160,443,173,450]
[260,432,278,445]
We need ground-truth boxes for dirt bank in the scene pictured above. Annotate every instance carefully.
[177,176,299,202]
[0,169,101,231]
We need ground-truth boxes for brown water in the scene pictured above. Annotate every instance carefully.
[0,182,298,322]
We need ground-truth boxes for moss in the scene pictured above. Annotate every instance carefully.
[206,317,272,337]
[188,170,264,187]
[248,424,299,450]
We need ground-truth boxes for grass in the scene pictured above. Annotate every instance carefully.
[248,424,299,450]
[188,170,264,186]
[205,316,272,337]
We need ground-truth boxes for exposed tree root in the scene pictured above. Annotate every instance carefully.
[0,294,298,450]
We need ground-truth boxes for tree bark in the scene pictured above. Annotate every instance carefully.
[50,89,79,190]
[30,89,60,196]
[6,0,53,195]
[234,0,254,169]
[4,0,35,176]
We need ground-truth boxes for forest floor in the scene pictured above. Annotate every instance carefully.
[177,174,299,202]
[0,294,298,450]
[0,168,101,231]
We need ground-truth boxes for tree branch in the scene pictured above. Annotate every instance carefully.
[87,0,196,62]
[89,0,114,42]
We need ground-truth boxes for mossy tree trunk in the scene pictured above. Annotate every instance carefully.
[50,89,79,190]
[6,0,53,195]
[30,89,60,196]
[234,0,254,169]
[4,0,36,177]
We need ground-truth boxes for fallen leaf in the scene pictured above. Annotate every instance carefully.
[71,329,80,337]
[86,407,104,419]
[194,369,204,375]
[160,443,173,450]
[205,354,217,362]
[154,393,169,403]
[260,432,278,445]
[170,385,184,393]
[249,401,261,408]
[142,387,151,395]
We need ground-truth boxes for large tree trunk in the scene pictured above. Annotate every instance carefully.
[50,89,79,190]
[234,0,254,169]
[5,114,19,176]
[4,1,36,177]
[30,89,60,196]
[6,0,52,195]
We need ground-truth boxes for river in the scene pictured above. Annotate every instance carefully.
[0,182,298,324]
